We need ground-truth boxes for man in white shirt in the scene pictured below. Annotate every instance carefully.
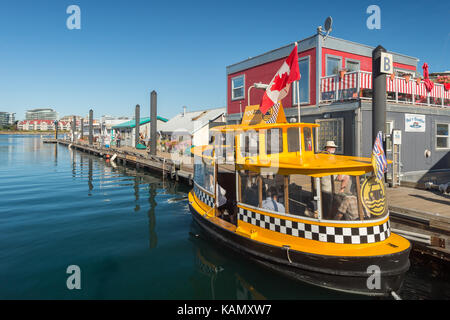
[262,187,285,213]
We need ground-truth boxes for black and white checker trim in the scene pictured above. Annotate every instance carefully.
[238,207,390,244]
[194,183,215,208]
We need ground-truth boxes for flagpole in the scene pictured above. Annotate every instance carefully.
[295,42,300,124]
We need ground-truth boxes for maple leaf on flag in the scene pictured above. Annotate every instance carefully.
[259,43,300,115]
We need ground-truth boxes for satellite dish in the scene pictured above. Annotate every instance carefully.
[324,16,333,32]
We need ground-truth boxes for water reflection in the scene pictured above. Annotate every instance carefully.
[88,158,93,196]
[148,183,158,249]
[53,144,58,166]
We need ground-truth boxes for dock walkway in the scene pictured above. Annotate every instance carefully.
[50,138,450,261]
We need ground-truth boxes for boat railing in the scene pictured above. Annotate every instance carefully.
[319,70,450,107]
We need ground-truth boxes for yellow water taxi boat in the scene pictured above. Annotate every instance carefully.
[188,105,411,297]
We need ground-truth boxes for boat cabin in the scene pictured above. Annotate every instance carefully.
[192,111,389,240]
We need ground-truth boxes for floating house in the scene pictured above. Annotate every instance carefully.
[159,107,226,152]
[226,31,450,185]
[112,116,168,147]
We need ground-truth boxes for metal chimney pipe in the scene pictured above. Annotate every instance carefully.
[135,104,140,148]
[150,91,157,155]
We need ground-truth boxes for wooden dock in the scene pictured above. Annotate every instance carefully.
[50,138,450,262]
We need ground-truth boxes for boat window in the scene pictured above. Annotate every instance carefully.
[260,174,287,213]
[287,127,300,152]
[288,174,319,218]
[239,170,259,207]
[320,173,388,221]
[303,127,312,151]
[265,128,283,154]
[193,154,215,193]
[240,130,259,158]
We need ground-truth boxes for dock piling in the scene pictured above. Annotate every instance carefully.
[89,109,93,146]
[150,90,157,156]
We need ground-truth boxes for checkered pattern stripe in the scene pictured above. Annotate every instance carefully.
[193,184,214,208]
[238,207,390,244]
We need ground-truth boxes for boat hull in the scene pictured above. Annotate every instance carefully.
[189,203,410,297]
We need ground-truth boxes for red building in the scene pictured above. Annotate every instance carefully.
[226,32,450,185]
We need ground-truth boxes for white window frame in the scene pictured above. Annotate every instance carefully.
[436,123,450,150]
[315,118,344,155]
[325,54,342,76]
[292,56,310,105]
[345,58,360,72]
[231,74,245,101]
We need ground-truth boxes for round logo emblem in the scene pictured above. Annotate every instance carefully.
[360,176,387,216]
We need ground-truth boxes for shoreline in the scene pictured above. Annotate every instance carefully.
[0,131,69,135]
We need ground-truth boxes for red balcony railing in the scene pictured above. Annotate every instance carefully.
[320,71,450,107]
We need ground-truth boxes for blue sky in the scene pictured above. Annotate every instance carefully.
[0,0,448,120]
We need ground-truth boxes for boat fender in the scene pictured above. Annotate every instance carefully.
[391,291,402,300]
[282,245,293,264]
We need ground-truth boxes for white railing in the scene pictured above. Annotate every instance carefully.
[319,71,450,107]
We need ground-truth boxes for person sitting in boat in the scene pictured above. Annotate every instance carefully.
[334,195,358,220]
[262,186,285,213]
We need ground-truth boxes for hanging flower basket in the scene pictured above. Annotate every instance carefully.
[390,73,395,81]
[339,69,346,78]
[416,77,422,85]
[404,75,410,83]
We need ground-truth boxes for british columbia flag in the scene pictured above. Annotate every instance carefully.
[372,131,388,181]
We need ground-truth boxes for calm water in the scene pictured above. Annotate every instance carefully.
[0,135,448,300]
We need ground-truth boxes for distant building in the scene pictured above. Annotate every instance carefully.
[60,115,82,122]
[17,120,71,131]
[0,112,15,127]
[25,108,59,121]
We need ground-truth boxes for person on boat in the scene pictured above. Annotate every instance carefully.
[262,186,285,213]
[243,176,259,207]
[323,140,337,154]
[319,141,341,219]
[334,194,359,220]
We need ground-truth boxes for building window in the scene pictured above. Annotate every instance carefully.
[394,68,415,77]
[326,56,341,76]
[231,75,245,100]
[315,118,344,154]
[293,57,310,104]
[345,59,360,72]
[436,123,449,149]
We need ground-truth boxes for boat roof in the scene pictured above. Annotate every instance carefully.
[211,122,319,133]
[191,145,375,177]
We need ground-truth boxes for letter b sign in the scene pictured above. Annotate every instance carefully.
[380,52,393,74]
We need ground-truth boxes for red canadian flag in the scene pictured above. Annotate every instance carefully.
[259,43,301,115]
